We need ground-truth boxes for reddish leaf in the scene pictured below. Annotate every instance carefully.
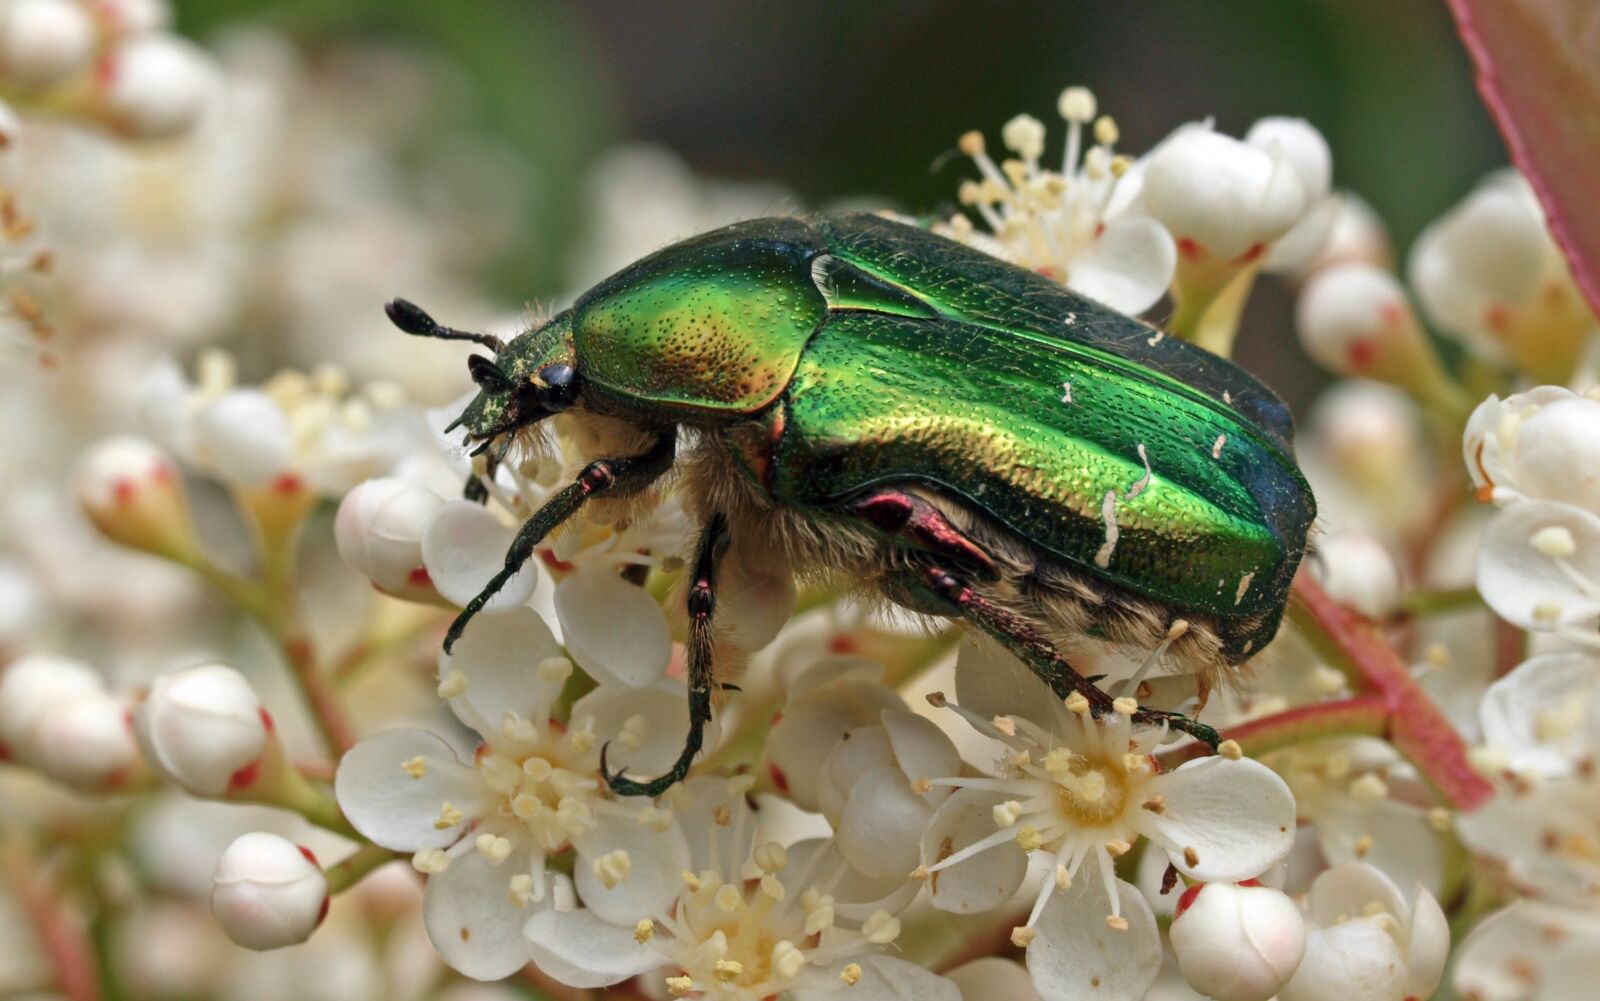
[1447,0,1600,318]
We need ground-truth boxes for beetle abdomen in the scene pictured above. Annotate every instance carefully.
[768,310,1312,653]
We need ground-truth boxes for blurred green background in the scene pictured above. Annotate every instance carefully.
[171,0,1505,410]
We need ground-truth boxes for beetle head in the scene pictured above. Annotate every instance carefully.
[384,298,580,447]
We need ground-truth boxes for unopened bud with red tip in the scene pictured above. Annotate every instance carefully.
[1171,881,1306,1001]
[0,0,95,88]
[0,654,104,752]
[76,436,200,561]
[211,832,328,950]
[96,35,213,140]
[335,478,443,602]
[135,663,269,797]
[1296,262,1469,419]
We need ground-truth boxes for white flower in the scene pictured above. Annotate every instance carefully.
[916,638,1294,1000]
[940,85,1177,314]
[1476,652,1600,778]
[135,662,271,797]
[1137,122,1309,263]
[0,0,95,87]
[1296,263,1424,380]
[139,354,409,496]
[765,655,911,812]
[211,832,328,950]
[0,654,106,753]
[0,654,139,791]
[1454,900,1600,1001]
[1245,117,1338,273]
[1288,192,1392,279]
[1410,170,1596,381]
[1311,533,1402,620]
[97,34,215,139]
[524,776,958,1001]
[1278,863,1447,1001]
[1169,881,1306,1001]
[75,435,196,558]
[1475,498,1600,647]
[334,607,687,980]
[945,958,1042,1001]
[335,476,444,601]
[1464,387,1600,509]
[1299,380,1429,538]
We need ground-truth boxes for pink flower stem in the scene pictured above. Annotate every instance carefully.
[1288,572,1494,811]
[1161,694,1389,768]
[2,839,102,1001]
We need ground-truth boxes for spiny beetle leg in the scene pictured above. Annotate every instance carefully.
[604,513,730,797]
[839,487,998,580]
[918,566,1220,751]
[443,430,677,653]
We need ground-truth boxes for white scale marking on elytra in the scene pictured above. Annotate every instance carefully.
[1234,572,1255,606]
[1062,312,1078,325]
[1223,390,1233,405]
[1060,381,1073,404]
[1147,330,1165,346]
[1211,434,1226,459]
[1094,490,1120,569]
[1094,445,1155,570]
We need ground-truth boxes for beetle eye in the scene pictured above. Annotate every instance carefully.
[535,364,579,411]
[468,354,513,393]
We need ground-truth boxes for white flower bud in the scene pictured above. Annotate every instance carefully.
[75,436,195,558]
[190,389,293,488]
[88,0,171,35]
[1245,117,1331,202]
[1140,125,1307,260]
[0,654,105,751]
[29,691,140,791]
[98,35,213,140]
[211,832,328,950]
[1171,882,1306,1001]
[0,0,95,88]
[1295,263,1416,377]
[135,663,269,797]
[1313,534,1402,620]
[334,477,443,600]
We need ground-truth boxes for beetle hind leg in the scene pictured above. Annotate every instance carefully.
[602,513,730,798]
[909,564,1220,750]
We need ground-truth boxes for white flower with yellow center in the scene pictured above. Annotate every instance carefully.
[915,638,1295,1001]
[525,776,957,1001]
[938,85,1177,315]
[334,606,688,979]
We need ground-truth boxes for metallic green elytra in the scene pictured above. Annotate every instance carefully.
[393,211,1316,795]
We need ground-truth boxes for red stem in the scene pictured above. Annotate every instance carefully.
[1290,573,1494,811]
[2,844,102,1001]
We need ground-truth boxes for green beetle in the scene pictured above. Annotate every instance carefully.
[387,212,1315,796]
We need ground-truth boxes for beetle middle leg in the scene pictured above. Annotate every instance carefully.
[913,565,1220,749]
[601,512,730,797]
[443,429,677,653]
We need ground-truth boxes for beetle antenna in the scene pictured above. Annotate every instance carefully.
[385,298,506,353]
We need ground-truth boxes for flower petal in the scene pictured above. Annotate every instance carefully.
[920,788,1028,914]
[837,766,934,879]
[524,906,661,989]
[1477,500,1600,632]
[423,845,537,980]
[791,954,961,1001]
[818,724,897,823]
[1067,216,1176,315]
[954,634,1064,731]
[882,709,962,805]
[1480,651,1600,776]
[572,811,690,926]
[945,957,1042,1001]
[1406,879,1449,999]
[1305,862,1408,929]
[1026,875,1160,1001]
[553,572,671,688]
[439,606,563,736]
[1279,920,1406,1001]
[421,500,538,611]
[1136,757,1295,881]
[1313,797,1449,901]
[335,729,484,852]
[768,680,905,811]
[785,838,919,922]
[668,774,758,880]
[569,682,690,776]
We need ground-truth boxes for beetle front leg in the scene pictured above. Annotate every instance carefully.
[602,512,730,797]
[916,566,1220,750]
[443,430,677,652]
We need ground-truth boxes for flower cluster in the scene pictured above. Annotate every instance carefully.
[1,28,1598,1001]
